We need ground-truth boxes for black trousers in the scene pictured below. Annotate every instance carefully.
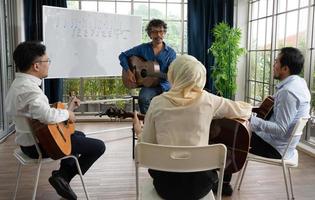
[224,132,282,182]
[249,132,282,159]
[20,131,105,182]
[148,169,218,200]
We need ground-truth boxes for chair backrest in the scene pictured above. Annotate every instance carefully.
[283,117,309,157]
[28,120,44,160]
[135,142,227,200]
[135,142,227,172]
[290,117,309,137]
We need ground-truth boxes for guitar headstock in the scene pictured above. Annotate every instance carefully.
[96,106,145,120]
[97,106,133,119]
[106,107,130,118]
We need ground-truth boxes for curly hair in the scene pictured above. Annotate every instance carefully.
[145,19,167,36]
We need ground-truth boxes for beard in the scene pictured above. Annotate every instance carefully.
[152,37,163,44]
[273,74,280,80]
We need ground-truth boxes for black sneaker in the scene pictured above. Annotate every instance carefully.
[49,172,77,200]
[212,182,233,196]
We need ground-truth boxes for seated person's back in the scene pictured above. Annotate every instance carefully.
[134,55,252,200]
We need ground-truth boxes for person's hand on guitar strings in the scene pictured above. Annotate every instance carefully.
[68,110,76,123]
[127,68,137,85]
[133,111,143,137]
[68,96,80,111]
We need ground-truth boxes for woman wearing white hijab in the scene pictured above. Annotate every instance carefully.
[134,55,252,199]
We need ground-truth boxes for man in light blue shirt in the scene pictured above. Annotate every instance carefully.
[250,47,310,159]
[220,47,310,196]
[119,19,176,114]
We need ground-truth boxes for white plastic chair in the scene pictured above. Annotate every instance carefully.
[135,142,227,200]
[12,131,90,200]
[235,117,309,200]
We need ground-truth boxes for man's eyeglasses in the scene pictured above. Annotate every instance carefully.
[150,30,166,35]
[34,58,51,65]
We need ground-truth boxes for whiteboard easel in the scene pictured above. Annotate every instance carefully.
[42,6,142,78]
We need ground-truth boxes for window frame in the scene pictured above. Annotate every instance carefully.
[246,0,315,146]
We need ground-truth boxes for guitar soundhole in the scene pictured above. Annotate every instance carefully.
[63,120,69,127]
[140,69,147,78]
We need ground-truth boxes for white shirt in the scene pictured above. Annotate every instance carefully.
[141,91,252,146]
[5,73,69,146]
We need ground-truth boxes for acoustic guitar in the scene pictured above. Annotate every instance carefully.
[252,95,274,120]
[28,102,75,160]
[122,56,167,89]
[99,107,251,173]
[209,96,274,174]
[209,118,251,174]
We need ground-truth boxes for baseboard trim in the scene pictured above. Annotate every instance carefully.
[297,142,315,158]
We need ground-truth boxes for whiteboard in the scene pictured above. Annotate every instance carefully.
[42,6,142,78]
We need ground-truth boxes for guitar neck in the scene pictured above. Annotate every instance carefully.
[103,107,146,120]
[123,112,145,121]
[254,96,274,119]
[145,71,167,80]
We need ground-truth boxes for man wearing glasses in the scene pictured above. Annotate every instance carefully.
[5,41,105,200]
[119,19,176,114]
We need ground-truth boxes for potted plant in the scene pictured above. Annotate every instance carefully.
[209,22,245,99]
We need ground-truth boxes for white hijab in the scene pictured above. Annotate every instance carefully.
[162,55,206,106]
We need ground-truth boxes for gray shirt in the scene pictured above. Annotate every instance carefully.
[251,75,310,159]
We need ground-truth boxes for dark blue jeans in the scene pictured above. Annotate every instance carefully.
[148,169,218,200]
[138,86,162,114]
[21,131,105,182]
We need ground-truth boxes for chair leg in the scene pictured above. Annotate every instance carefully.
[12,163,22,200]
[72,156,89,200]
[287,168,295,200]
[237,160,249,190]
[135,164,139,200]
[234,165,244,191]
[217,168,224,200]
[32,162,42,200]
[132,126,135,159]
[281,163,290,200]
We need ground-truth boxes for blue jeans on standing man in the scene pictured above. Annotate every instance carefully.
[139,86,162,114]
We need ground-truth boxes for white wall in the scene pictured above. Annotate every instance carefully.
[234,0,249,101]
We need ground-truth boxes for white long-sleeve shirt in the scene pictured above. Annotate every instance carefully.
[5,73,69,146]
[141,91,252,146]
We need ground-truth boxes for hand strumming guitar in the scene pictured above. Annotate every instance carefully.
[127,68,137,86]
[68,96,80,110]
[67,96,81,123]
[133,111,144,137]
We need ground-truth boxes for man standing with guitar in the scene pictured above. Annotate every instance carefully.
[119,19,176,114]
[5,41,105,200]
[223,47,311,196]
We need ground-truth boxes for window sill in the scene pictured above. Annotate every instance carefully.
[297,142,315,158]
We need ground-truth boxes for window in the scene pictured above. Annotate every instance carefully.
[0,0,17,140]
[247,0,314,146]
[65,0,187,102]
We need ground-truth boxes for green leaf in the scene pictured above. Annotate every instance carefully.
[209,22,246,99]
